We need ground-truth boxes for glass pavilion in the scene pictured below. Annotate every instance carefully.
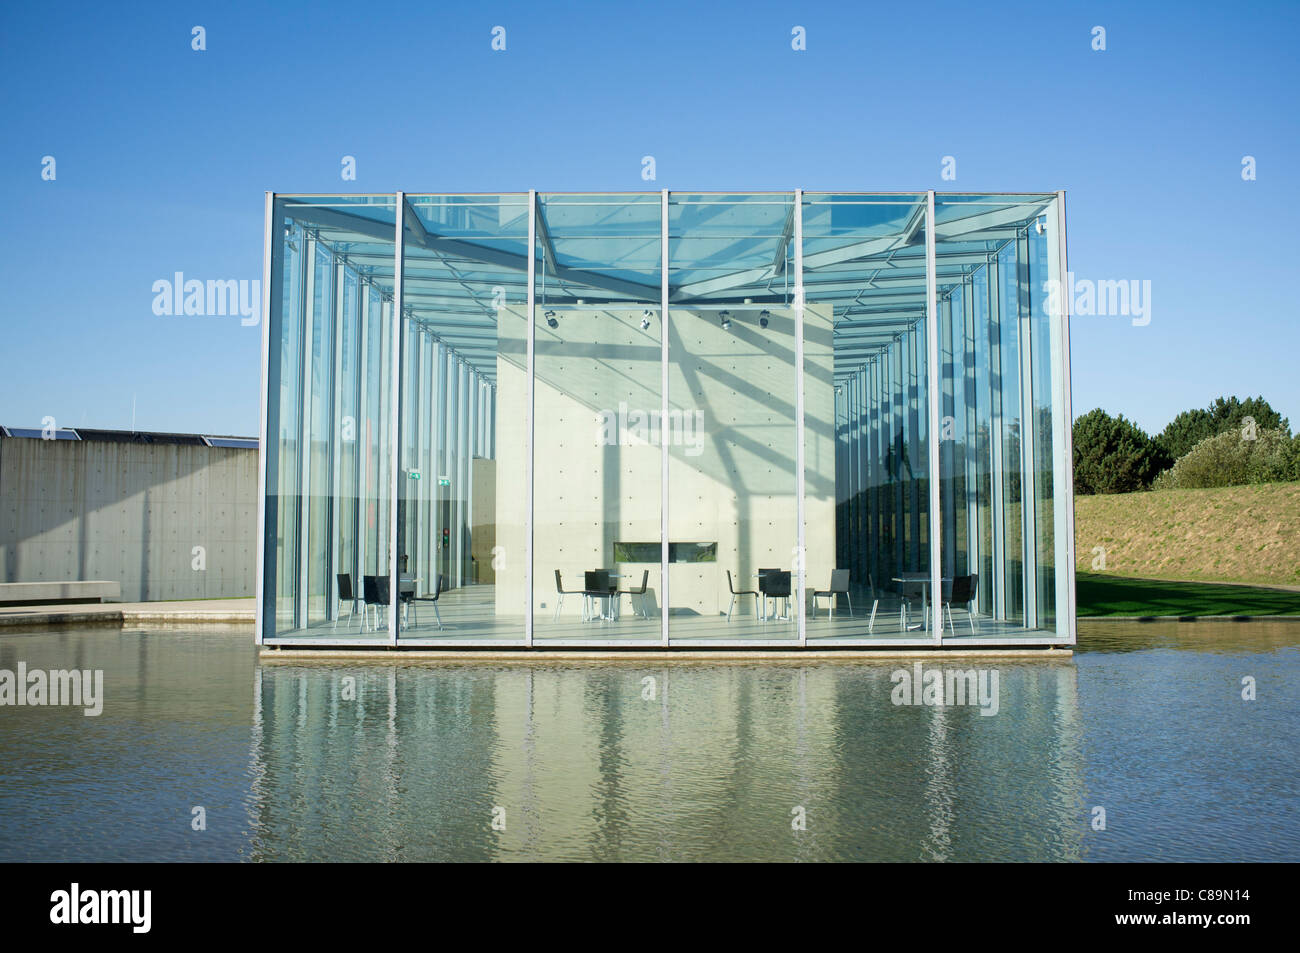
[257,191,1075,648]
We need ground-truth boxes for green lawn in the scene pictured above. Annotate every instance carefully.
[1077,572,1300,618]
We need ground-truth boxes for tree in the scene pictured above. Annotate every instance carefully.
[1073,408,1170,494]
[1157,396,1291,460]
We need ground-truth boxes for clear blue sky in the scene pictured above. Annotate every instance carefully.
[2,0,1296,437]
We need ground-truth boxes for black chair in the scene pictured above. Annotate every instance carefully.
[372,575,392,632]
[361,575,380,631]
[415,574,445,631]
[760,570,791,622]
[619,569,650,618]
[726,570,758,622]
[335,573,357,629]
[811,569,853,619]
[553,570,583,621]
[583,570,612,621]
[940,573,978,635]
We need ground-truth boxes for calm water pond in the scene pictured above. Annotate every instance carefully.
[1,622,1296,862]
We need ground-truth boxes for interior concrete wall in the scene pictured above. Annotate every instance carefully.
[495,304,835,619]
[0,438,257,602]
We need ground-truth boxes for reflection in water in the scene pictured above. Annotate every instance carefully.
[249,659,1086,861]
[0,621,1296,861]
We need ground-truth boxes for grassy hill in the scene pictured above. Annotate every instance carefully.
[1074,481,1300,587]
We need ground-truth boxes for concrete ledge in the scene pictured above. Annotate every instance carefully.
[0,580,121,606]
[259,647,1073,662]
[0,598,255,630]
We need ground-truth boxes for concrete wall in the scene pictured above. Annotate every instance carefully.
[0,438,258,602]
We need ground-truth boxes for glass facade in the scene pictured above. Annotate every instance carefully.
[258,191,1074,648]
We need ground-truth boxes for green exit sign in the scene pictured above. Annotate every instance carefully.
[408,470,421,480]
[438,477,451,487]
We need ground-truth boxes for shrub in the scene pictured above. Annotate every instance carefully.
[1157,396,1290,460]
[1153,427,1297,489]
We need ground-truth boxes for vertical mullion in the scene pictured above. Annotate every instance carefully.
[794,190,806,646]
[1018,229,1038,629]
[963,275,979,608]
[1052,192,1076,644]
[255,193,278,644]
[925,191,942,641]
[329,258,344,622]
[660,189,670,645]
[296,233,314,630]
[525,191,536,646]
[940,295,957,579]
[387,194,405,644]
[466,368,476,584]
[988,255,1006,621]
[356,285,369,589]
[419,333,431,596]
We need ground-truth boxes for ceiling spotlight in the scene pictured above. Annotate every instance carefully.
[719,310,731,331]
[759,309,770,329]
[640,313,651,330]
[545,310,558,329]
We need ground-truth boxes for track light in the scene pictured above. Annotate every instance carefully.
[545,310,558,329]
[719,310,731,331]
[641,309,652,330]
[759,310,770,329]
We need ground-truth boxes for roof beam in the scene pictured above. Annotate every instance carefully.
[285,200,659,301]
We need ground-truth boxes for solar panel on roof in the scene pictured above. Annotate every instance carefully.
[1,427,80,440]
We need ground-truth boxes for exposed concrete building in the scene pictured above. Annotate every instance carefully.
[0,427,258,603]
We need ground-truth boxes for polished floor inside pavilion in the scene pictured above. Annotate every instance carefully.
[260,191,1074,649]
[275,582,1050,647]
